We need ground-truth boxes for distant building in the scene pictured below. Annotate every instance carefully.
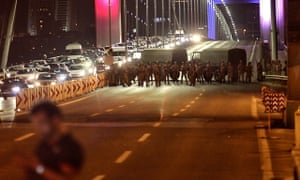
[27,0,78,36]
[55,0,78,32]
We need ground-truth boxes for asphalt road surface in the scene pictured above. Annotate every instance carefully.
[0,83,263,180]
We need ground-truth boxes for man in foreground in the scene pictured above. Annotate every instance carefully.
[16,101,84,180]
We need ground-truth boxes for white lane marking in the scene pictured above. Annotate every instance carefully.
[129,101,135,104]
[251,96,258,120]
[180,108,186,112]
[90,113,101,117]
[257,129,274,180]
[138,133,151,142]
[190,101,195,104]
[119,105,126,108]
[105,109,114,113]
[14,133,35,142]
[92,175,106,180]
[185,104,191,108]
[115,151,132,164]
[153,122,161,127]
[252,96,274,180]
[199,93,203,96]
[59,95,92,107]
[195,97,199,100]
[172,113,179,117]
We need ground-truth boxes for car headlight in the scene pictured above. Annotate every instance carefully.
[35,82,41,87]
[57,74,67,81]
[27,75,35,81]
[79,71,86,76]
[12,86,21,93]
[50,81,56,86]
[105,66,110,70]
[127,57,132,62]
[27,84,35,88]
[6,73,11,78]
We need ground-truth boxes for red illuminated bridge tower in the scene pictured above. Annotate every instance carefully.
[95,0,122,48]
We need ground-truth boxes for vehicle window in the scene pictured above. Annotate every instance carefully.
[17,69,33,74]
[70,66,84,70]
[38,74,56,80]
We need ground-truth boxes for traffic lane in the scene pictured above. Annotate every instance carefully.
[0,124,156,179]
[105,126,261,180]
[172,84,260,122]
[87,86,205,122]
[15,86,158,122]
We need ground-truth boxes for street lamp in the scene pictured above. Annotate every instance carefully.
[243,29,247,40]
[136,0,139,48]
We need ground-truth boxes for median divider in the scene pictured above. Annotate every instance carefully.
[16,72,107,112]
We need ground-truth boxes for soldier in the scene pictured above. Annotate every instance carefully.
[188,63,196,86]
[246,62,253,83]
[204,62,213,84]
[257,62,263,81]
[153,63,161,87]
[171,62,180,84]
[163,62,171,85]
[196,63,204,84]
[220,61,226,83]
[137,64,145,87]
[227,62,233,84]
[237,60,245,83]
[145,64,152,87]
[181,62,189,85]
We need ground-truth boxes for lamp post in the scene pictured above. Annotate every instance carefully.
[135,0,139,48]
[146,0,149,48]
[243,29,247,40]
[1,0,18,69]
[154,0,157,37]
[162,0,165,47]
[123,0,128,57]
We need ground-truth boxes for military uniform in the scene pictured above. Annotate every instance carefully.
[257,62,263,81]
[246,62,252,83]
[153,64,161,87]
[227,62,233,83]
[188,63,196,86]
[220,62,226,83]
[137,64,145,87]
[237,61,245,83]
[181,63,188,84]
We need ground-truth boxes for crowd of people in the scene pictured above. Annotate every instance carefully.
[106,60,257,87]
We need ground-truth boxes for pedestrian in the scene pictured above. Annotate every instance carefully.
[15,101,84,180]
[246,62,253,83]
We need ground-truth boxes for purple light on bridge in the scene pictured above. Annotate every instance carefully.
[260,0,285,43]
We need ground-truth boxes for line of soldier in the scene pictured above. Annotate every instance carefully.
[107,60,254,87]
